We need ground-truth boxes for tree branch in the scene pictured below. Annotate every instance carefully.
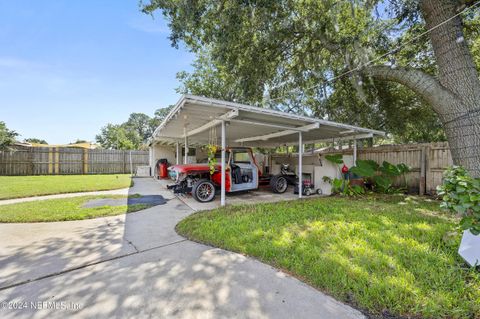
[362,65,460,114]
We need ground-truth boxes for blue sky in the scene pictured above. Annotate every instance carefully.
[0,1,194,144]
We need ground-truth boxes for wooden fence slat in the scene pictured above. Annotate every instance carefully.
[0,146,149,176]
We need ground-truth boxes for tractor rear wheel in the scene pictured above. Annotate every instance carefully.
[270,175,288,193]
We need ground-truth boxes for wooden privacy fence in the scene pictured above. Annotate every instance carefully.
[0,147,149,176]
[272,142,453,195]
[324,142,453,195]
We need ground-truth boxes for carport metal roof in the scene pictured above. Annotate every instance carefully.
[151,95,384,147]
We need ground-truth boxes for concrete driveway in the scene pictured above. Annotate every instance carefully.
[0,178,364,319]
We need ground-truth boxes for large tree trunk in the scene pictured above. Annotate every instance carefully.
[367,0,480,177]
[421,0,480,177]
[442,111,480,177]
[420,0,480,105]
[364,64,480,177]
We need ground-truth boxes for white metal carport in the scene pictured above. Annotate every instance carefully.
[151,95,384,206]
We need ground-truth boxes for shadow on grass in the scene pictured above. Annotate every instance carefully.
[177,196,480,318]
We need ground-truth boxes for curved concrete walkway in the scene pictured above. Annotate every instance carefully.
[0,178,364,319]
[0,188,130,206]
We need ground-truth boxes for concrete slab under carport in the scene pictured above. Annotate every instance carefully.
[154,178,322,211]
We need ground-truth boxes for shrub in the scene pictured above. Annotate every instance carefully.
[437,166,480,235]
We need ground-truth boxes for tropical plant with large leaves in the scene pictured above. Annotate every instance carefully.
[350,159,410,193]
[349,159,377,178]
[324,154,344,165]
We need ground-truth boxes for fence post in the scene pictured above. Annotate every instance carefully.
[129,151,133,175]
[54,147,60,174]
[48,147,53,174]
[123,151,127,174]
[28,147,34,175]
[83,149,88,174]
[419,146,426,196]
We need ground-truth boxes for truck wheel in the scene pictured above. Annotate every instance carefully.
[192,179,216,202]
[270,175,288,193]
[304,188,312,196]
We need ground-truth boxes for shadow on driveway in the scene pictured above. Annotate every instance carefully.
[0,177,187,290]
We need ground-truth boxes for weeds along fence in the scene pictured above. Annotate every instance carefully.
[273,142,452,195]
[0,146,149,176]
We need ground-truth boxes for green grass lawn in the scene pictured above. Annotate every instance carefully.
[177,195,480,319]
[0,195,149,222]
[0,175,133,200]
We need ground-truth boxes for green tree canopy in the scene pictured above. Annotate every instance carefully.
[124,113,156,142]
[0,121,18,150]
[70,139,88,144]
[96,124,143,150]
[143,0,480,175]
[154,105,174,122]
[24,138,48,145]
[96,107,173,150]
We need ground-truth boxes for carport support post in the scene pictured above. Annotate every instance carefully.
[176,142,180,165]
[353,138,357,166]
[221,120,226,206]
[184,128,188,164]
[298,132,303,199]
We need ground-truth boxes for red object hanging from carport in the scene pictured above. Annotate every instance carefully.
[341,164,349,174]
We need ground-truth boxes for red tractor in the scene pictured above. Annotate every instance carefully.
[166,147,297,202]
